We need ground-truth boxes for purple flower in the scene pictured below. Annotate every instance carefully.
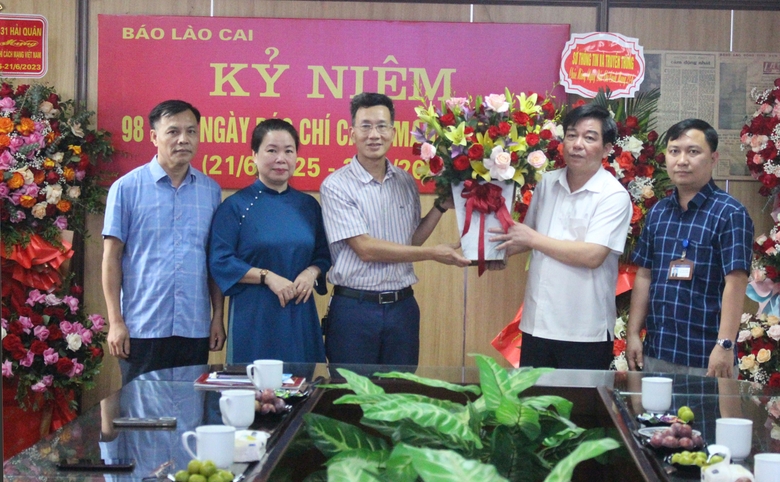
[89,314,105,331]
[10,210,25,223]
[43,348,59,365]
[2,360,12,378]
[9,191,21,205]
[34,325,50,341]
[0,98,16,113]
[68,361,84,378]
[54,216,68,230]
[62,295,79,314]
[0,183,9,198]
[18,316,32,334]
[20,351,34,367]
[26,289,46,306]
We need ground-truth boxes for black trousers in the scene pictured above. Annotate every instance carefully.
[519,331,613,370]
[119,336,209,384]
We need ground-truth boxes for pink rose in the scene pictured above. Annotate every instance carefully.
[26,289,46,306]
[75,170,86,181]
[769,399,780,419]
[0,152,14,170]
[31,381,48,393]
[68,361,84,378]
[738,330,752,343]
[2,360,12,378]
[484,94,509,113]
[59,321,74,335]
[43,348,59,365]
[527,150,548,169]
[62,296,79,314]
[1,318,7,329]
[89,314,105,332]
[20,351,34,367]
[761,103,774,115]
[0,97,16,113]
[34,325,49,341]
[420,142,436,161]
[54,216,68,230]
[80,330,93,345]
[42,375,53,386]
[484,146,515,181]
[18,316,32,334]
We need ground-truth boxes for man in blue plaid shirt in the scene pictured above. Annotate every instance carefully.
[626,119,753,378]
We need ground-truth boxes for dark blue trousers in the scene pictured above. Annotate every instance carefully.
[324,294,420,366]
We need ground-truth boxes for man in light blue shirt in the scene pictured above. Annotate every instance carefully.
[102,100,225,383]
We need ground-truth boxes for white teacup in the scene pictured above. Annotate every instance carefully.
[754,453,780,482]
[219,389,256,430]
[246,359,283,391]
[715,418,753,461]
[641,376,672,414]
[181,425,235,469]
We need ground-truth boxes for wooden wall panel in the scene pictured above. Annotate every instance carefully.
[3,0,77,98]
[609,8,732,51]
[474,5,597,33]
[732,10,780,52]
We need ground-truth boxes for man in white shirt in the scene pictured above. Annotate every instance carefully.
[491,104,632,369]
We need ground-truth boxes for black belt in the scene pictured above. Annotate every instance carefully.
[333,286,414,304]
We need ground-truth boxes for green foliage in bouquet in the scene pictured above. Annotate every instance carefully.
[302,355,620,481]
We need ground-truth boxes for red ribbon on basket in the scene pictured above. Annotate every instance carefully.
[460,180,514,276]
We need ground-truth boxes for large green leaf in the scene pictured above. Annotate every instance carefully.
[390,444,509,482]
[303,413,388,458]
[519,396,573,420]
[362,399,482,449]
[325,449,386,482]
[543,438,620,482]
[489,426,551,482]
[374,371,482,395]
[334,393,466,412]
[474,355,553,411]
[336,368,385,396]
[362,418,478,454]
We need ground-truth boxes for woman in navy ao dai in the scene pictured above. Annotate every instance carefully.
[209,120,330,363]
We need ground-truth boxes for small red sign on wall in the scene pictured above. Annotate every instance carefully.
[560,32,644,99]
[0,14,48,78]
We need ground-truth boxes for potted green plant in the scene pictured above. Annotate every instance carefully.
[302,355,620,481]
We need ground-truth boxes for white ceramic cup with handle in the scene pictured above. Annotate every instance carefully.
[181,425,236,469]
[246,359,283,391]
[641,376,673,414]
[715,418,753,461]
[219,389,256,430]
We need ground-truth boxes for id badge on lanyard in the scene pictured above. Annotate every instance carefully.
[668,239,694,281]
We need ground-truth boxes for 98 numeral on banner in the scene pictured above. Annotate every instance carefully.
[122,116,145,142]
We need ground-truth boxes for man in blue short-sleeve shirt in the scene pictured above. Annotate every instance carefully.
[102,100,225,383]
[627,119,753,378]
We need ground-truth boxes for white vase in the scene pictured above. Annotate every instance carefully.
[451,180,515,262]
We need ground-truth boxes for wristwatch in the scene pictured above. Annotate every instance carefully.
[716,338,733,350]
[433,200,447,214]
[259,269,269,285]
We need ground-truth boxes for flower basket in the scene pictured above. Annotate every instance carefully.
[451,179,514,271]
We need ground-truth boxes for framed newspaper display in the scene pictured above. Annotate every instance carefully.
[642,50,780,180]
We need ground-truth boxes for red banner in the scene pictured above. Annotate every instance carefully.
[0,14,47,78]
[559,32,644,99]
[98,16,568,190]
